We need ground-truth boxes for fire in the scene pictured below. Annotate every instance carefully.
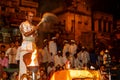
[28,49,38,66]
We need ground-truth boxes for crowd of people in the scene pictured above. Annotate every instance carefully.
[0,41,20,80]
[0,36,120,80]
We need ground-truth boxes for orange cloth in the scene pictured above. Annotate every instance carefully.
[50,70,101,80]
[50,70,72,80]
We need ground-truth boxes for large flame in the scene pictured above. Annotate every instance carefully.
[28,49,38,66]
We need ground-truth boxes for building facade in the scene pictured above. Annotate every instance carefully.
[52,0,114,50]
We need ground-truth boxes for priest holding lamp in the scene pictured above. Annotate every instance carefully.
[18,11,58,80]
[19,11,39,80]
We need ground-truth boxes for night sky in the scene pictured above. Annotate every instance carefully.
[38,0,120,20]
[91,0,120,19]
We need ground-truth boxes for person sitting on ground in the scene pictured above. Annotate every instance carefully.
[47,62,55,75]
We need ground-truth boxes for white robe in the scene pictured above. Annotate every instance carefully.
[19,21,37,80]
[6,47,17,64]
[62,43,70,56]
[49,40,57,56]
[69,44,77,56]
[78,51,90,67]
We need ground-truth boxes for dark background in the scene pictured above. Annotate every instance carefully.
[38,0,120,20]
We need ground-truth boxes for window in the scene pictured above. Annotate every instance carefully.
[108,21,111,32]
[71,20,75,33]
[103,20,106,32]
[98,19,102,32]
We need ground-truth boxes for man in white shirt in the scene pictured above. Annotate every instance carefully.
[41,39,51,63]
[77,47,90,68]
[19,11,39,80]
[48,37,57,62]
[6,42,17,68]
[68,40,77,67]
[54,51,63,67]
[69,40,77,56]
[62,40,70,57]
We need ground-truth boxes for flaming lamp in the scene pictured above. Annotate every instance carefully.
[26,49,39,80]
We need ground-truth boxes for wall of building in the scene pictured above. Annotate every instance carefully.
[53,0,93,49]
[93,11,113,33]
[93,11,114,49]
[58,12,92,41]
[117,20,120,28]
[53,4,114,49]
